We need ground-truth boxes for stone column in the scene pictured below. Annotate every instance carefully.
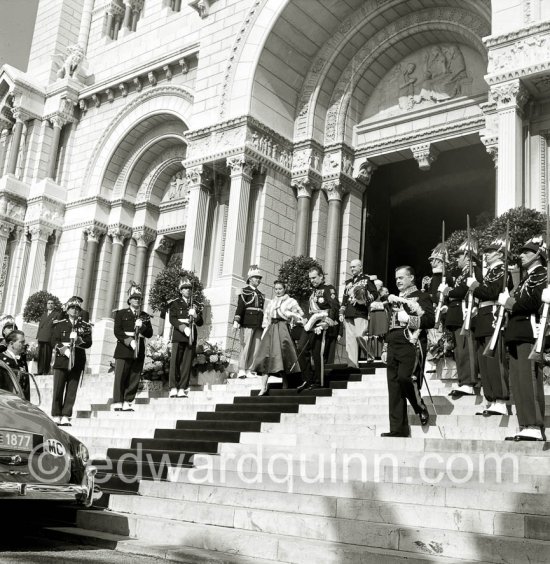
[322,181,345,286]
[80,227,103,309]
[102,228,127,318]
[0,125,10,173]
[0,220,13,263]
[182,165,212,274]
[133,229,155,287]
[222,155,256,278]
[46,116,65,180]
[78,0,95,51]
[3,226,26,313]
[122,1,132,29]
[292,179,313,256]
[492,80,529,214]
[6,109,26,176]
[21,225,52,307]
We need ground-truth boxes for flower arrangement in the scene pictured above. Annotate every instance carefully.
[428,330,456,361]
[25,341,40,362]
[193,341,230,373]
[141,336,172,380]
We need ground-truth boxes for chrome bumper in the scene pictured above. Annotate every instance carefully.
[0,465,97,506]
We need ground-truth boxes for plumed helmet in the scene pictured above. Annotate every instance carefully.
[247,265,262,282]
[520,235,547,260]
[127,281,143,304]
[179,277,192,290]
[429,243,449,264]
[454,239,479,259]
[68,295,84,304]
[0,315,17,337]
[484,236,509,254]
[65,297,83,310]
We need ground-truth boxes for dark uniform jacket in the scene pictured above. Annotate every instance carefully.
[0,350,29,399]
[50,318,92,370]
[504,264,547,344]
[234,286,265,329]
[444,266,482,330]
[386,287,435,347]
[426,272,454,305]
[471,263,512,338]
[340,273,378,319]
[308,283,340,334]
[37,309,63,342]
[169,297,204,343]
[114,308,153,360]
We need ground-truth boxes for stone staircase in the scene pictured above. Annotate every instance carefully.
[33,365,550,563]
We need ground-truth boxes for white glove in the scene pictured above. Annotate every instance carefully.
[381,350,387,364]
[135,318,143,328]
[497,290,509,307]
[542,288,550,304]
[339,314,344,323]
[130,339,136,350]
[437,283,448,293]
[189,308,196,317]
[183,326,191,337]
[233,321,240,330]
[466,277,477,288]
[64,348,71,358]
[70,331,77,340]
[397,310,410,324]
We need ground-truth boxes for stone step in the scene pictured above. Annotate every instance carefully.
[74,510,549,563]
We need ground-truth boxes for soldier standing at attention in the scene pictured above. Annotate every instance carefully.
[339,259,377,367]
[233,265,265,378]
[168,278,203,398]
[112,282,153,411]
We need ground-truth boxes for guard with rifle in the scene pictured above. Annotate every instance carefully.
[50,297,92,426]
[112,282,153,412]
[498,236,547,442]
[468,234,513,416]
[168,277,203,398]
[439,237,482,398]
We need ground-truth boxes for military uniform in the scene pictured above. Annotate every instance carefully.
[113,284,153,409]
[502,242,547,440]
[340,273,377,366]
[298,283,340,388]
[385,286,434,436]
[0,349,29,401]
[234,267,265,376]
[469,257,512,412]
[169,292,204,393]
[50,315,92,419]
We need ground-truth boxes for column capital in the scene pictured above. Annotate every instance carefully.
[291,177,314,199]
[491,80,529,112]
[108,225,130,244]
[132,227,156,248]
[355,159,377,185]
[0,220,14,238]
[50,114,67,129]
[11,107,30,124]
[411,143,439,171]
[27,224,53,242]
[226,155,257,178]
[481,135,499,168]
[83,225,106,243]
[185,164,212,188]
[322,180,346,202]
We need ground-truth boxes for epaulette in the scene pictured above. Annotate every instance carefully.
[485,264,505,283]
[527,271,547,287]
[242,286,255,294]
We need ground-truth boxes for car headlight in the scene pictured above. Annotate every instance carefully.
[76,442,89,464]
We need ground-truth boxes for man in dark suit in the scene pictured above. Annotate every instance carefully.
[168,278,203,398]
[382,266,434,437]
[50,298,92,425]
[37,299,62,374]
[297,266,340,392]
[0,330,30,400]
[112,282,153,411]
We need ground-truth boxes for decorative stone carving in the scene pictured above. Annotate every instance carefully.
[83,225,106,243]
[155,236,175,255]
[0,220,14,238]
[91,94,101,108]
[291,178,313,199]
[411,143,439,171]
[322,180,345,202]
[163,65,173,81]
[108,226,129,245]
[50,115,66,130]
[488,34,549,75]
[355,160,377,185]
[132,227,156,247]
[79,99,88,112]
[5,201,25,221]
[105,89,114,103]
[148,71,157,87]
[133,77,143,92]
[189,0,212,18]
[491,80,529,111]
[226,155,256,177]
[27,224,53,241]
[179,58,188,74]
[166,171,190,202]
[56,44,85,79]
[11,107,29,123]
[119,83,128,97]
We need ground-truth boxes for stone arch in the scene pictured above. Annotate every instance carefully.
[81,85,193,198]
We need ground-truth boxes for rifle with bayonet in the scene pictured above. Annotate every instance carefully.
[529,211,550,362]
[435,220,446,326]
[483,220,510,358]
[461,214,474,334]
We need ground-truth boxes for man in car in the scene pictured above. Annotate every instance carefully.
[0,330,30,400]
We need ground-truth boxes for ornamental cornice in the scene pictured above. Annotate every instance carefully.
[135,200,160,213]
[62,220,108,232]
[65,195,110,210]
[321,143,355,179]
[484,20,550,48]
[0,195,26,223]
[25,195,65,227]
[109,198,136,212]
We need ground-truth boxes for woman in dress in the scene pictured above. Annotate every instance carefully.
[253,280,305,395]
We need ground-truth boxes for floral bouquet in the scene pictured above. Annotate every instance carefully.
[142,336,172,380]
[193,341,231,373]
[24,341,40,362]
[428,329,455,361]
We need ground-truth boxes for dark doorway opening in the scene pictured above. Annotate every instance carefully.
[364,144,495,291]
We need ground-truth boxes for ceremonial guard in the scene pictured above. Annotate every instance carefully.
[441,240,481,398]
[0,330,30,401]
[382,266,433,437]
[339,259,377,366]
[36,298,62,374]
[467,237,512,416]
[297,266,340,392]
[0,315,19,354]
[112,282,153,411]
[65,295,90,322]
[50,298,92,425]
[168,278,203,398]
[233,265,265,378]
[425,243,450,305]
[499,237,547,441]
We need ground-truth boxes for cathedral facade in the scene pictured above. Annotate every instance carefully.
[0,0,548,370]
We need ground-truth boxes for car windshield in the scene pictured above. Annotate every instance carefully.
[0,365,17,394]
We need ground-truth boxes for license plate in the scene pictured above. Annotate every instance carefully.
[0,429,34,452]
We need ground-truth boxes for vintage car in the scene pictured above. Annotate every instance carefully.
[0,359,96,506]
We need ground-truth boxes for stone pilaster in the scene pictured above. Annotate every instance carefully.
[6,109,27,176]
[491,80,529,214]
[80,226,106,311]
[321,180,346,286]
[132,227,156,287]
[21,224,53,308]
[182,165,212,274]
[3,227,27,314]
[46,115,66,180]
[102,227,129,318]
[291,178,314,256]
